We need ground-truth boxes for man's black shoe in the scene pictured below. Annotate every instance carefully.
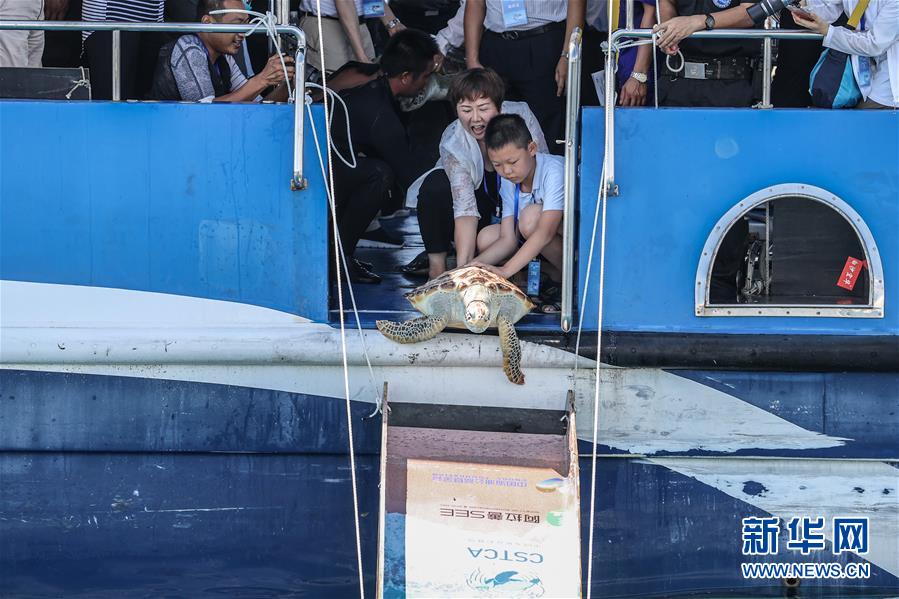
[354,258,374,271]
[348,260,382,284]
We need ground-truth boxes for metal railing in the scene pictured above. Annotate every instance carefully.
[0,20,308,189]
[602,27,825,196]
[561,28,583,332]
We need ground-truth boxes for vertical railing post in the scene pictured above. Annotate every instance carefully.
[561,27,583,332]
[760,16,775,108]
[602,33,618,196]
[268,0,277,54]
[626,0,635,31]
[276,0,290,24]
[292,42,307,190]
[111,29,121,101]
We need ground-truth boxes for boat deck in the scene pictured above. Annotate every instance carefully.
[330,210,563,331]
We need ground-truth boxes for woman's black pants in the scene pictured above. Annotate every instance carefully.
[416,169,495,254]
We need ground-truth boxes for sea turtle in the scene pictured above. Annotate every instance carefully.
[376,266,535,385]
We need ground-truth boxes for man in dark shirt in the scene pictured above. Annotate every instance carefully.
[329,28,441,283]
[653,0,761,107]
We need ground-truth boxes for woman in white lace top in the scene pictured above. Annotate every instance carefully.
[408,68,548,278]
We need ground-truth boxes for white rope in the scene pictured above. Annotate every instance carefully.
[305,82,357,168]
[584,139,610,599]
[600,33,684,108]
[572,158,605,372]
[582,17,619,598]
[304,91,383,415]
[313,2,365,596]
[209,8,295,101]
[653,0,661,108]
[665,50,685,73]
[65,66,91,99]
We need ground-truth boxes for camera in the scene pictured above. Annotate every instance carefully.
[746,0,802,24]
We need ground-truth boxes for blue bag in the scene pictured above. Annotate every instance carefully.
[808,0,870,109]
[809,48,862,108]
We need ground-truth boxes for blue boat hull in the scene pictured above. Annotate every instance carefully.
[2,368,895,597]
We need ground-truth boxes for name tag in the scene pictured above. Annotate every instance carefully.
[501,0,528,28]
[362,0,385,18]
[592,69,609,106]
[857,56,872,88]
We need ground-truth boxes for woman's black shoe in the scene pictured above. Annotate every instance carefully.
[398,250,429,276]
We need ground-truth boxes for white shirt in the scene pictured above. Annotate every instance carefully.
[442,101,548,218]
[436,0,465,54]
[499,153,565,222]
[299,0,369,17]
[482,0,568,33]
[586,0,609,32]
[405,101,548,216]
[808,0,899,106]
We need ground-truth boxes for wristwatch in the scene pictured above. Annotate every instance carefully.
[386,17,401,30]
[704,13,716,30]
[630,71,648,83]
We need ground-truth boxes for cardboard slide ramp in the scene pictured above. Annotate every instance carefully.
[376,400,582,598]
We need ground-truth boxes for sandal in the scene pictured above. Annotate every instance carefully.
[538,284,562,314]
[540,301,562,314]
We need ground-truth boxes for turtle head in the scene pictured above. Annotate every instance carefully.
[464,300,491,333]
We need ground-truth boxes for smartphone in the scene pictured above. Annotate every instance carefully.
[788,5,814,20]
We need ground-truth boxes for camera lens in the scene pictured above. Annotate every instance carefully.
[747,0,798,24]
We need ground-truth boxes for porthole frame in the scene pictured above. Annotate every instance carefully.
[695,183,884,318]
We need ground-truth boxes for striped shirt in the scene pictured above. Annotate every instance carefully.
[82,0,165,40]
[170,35,255,102]
[482,0,568,32]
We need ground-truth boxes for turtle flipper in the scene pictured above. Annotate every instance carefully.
[497,315,525,385]
[377,316,447,344]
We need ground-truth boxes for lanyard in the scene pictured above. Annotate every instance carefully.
[513,184,520,233]
[483,172,501,217]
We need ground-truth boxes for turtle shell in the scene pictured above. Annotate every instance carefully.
[404,266,535,325]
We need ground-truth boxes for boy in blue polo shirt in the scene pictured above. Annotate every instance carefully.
[469,114,565,286]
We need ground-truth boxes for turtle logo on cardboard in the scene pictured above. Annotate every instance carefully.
[466,568,545,597]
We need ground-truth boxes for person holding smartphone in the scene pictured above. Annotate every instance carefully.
[791,0,899,108]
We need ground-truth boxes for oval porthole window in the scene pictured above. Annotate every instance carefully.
[696,184,884,318]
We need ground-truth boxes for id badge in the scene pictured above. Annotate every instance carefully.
[857,56,872,88]
[527,259,541,296]
[362,0,385,18]
[592,70,608,106]
[501,0,528,28]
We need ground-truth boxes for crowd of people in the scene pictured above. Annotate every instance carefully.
[0,0,896,295]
